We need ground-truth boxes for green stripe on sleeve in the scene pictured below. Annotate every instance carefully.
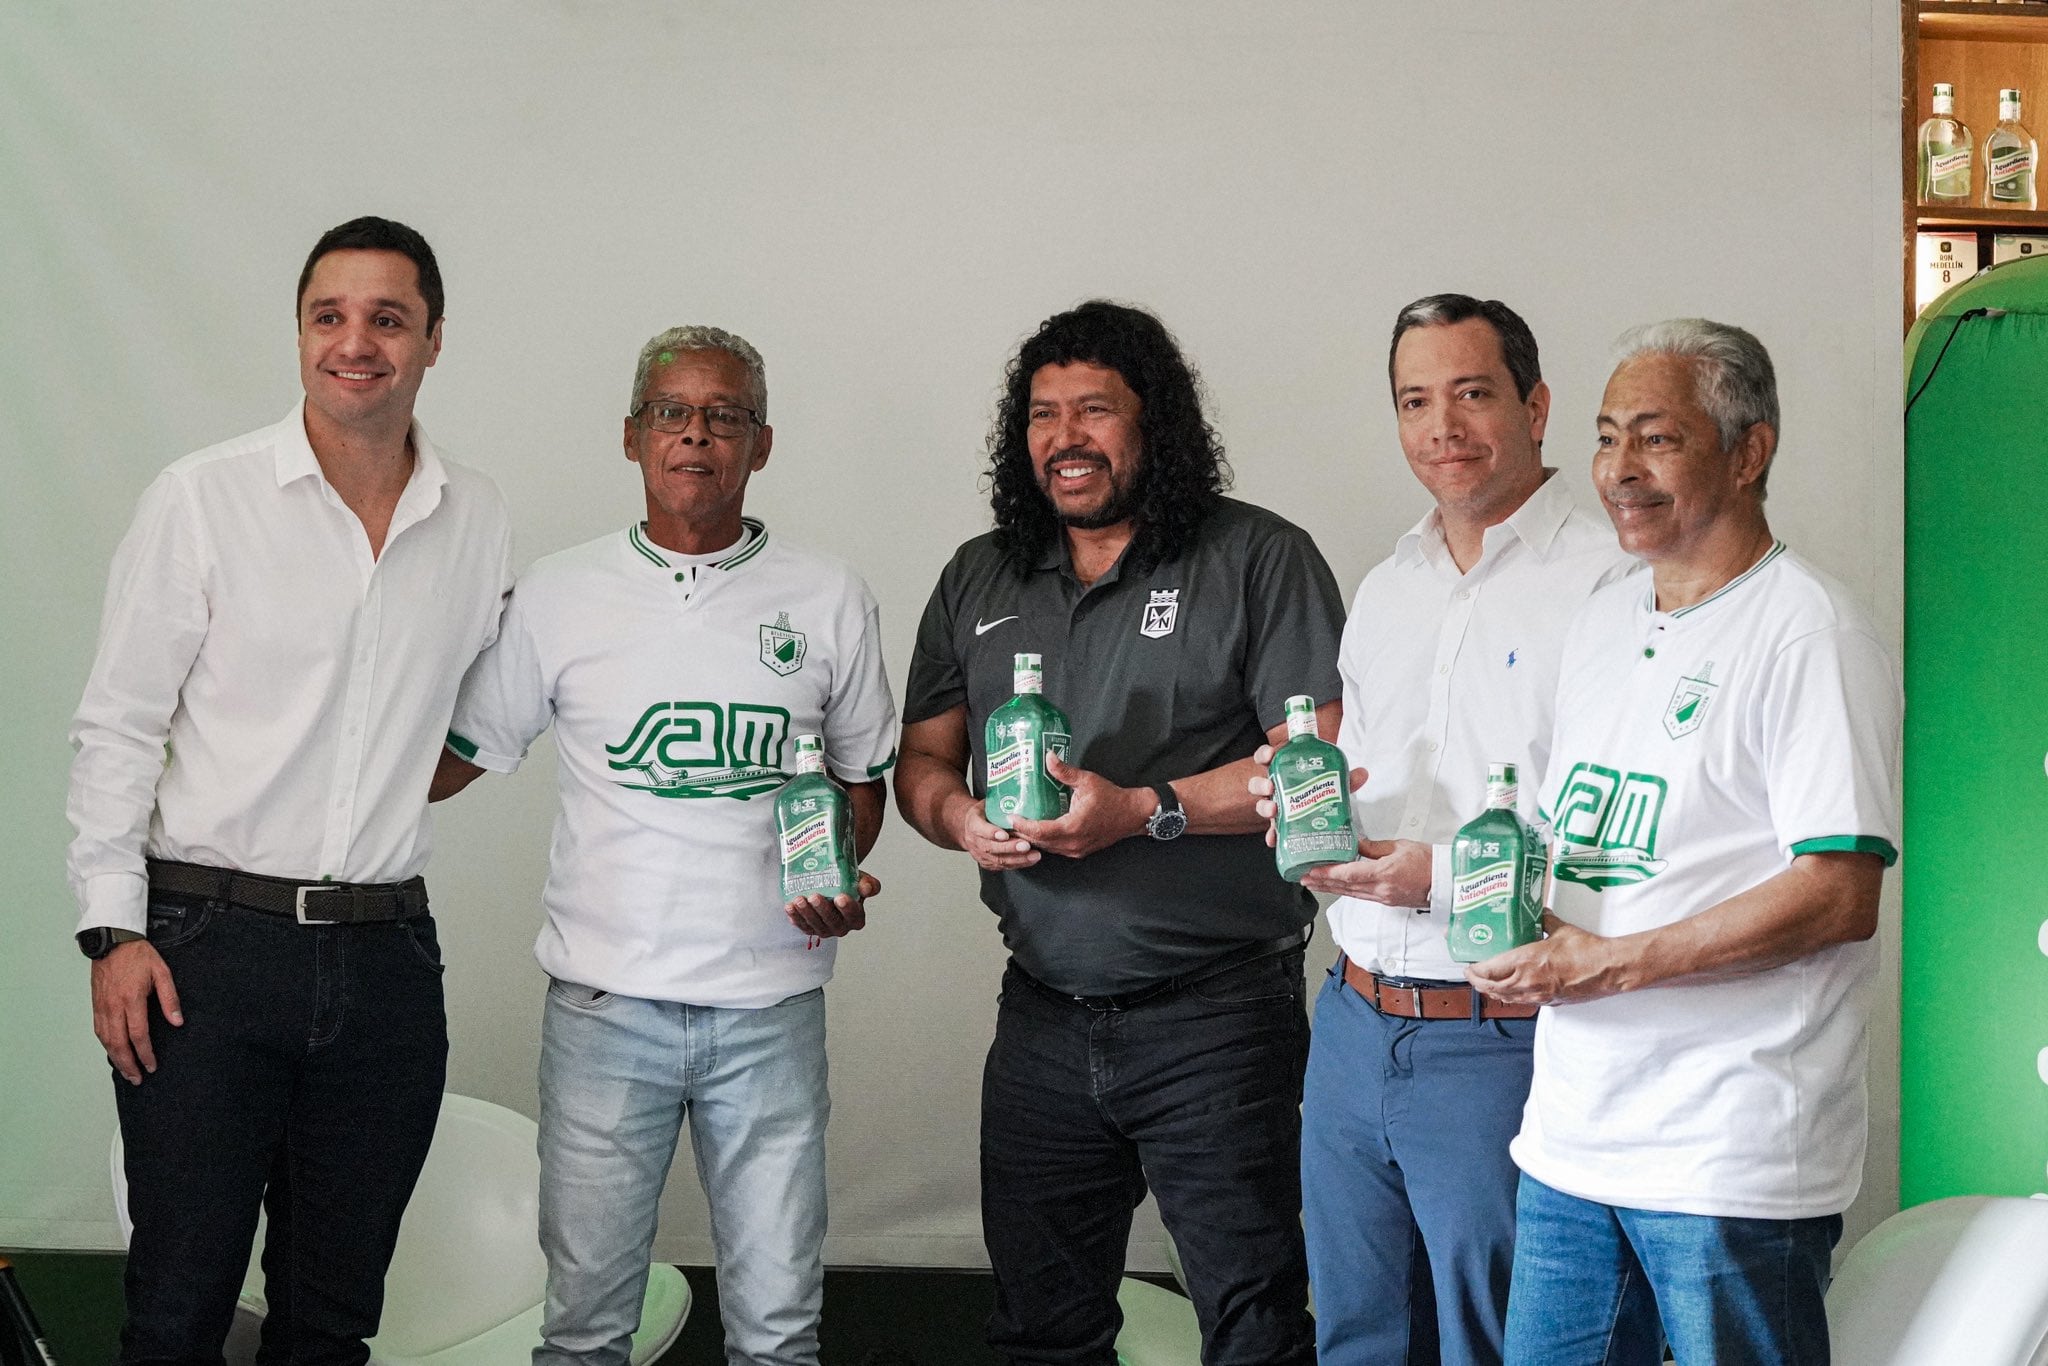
[1790,835,1898,867]
[867,747,898,778]
[446,731,479,761]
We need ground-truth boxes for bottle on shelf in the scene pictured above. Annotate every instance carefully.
[1918,83,1973,207]
[1986,88,2038,211]
[984,653,1071,828]
[1269,694,1356,882]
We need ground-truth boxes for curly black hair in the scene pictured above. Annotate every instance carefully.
[985,300,1232,575]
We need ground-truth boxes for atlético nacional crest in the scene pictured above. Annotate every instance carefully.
[1140,589,1180,639]
[760,611,807,677]
[1663,662,1717,740]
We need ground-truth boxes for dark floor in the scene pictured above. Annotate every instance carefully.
[4,1251,1017,1364]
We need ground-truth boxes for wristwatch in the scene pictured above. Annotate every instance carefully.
[77,928,145,960]
[1144,783,1188,841]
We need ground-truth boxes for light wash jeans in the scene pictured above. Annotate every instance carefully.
[533,978,829,1366]
[1502,1173,1841,1366]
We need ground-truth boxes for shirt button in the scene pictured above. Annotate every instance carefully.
[1438,664,1450,676]
[675,573,685,582]
[1407,816,1421,828]
[1644,647,1656,658]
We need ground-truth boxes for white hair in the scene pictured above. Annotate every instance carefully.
[1613,318,1778,496]
[630,325,767,420]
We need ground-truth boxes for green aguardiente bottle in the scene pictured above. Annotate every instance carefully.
[984,653,1071,829]
[1448,761,1547,962]
[1270,694,1356,882]
[776,734,861,902]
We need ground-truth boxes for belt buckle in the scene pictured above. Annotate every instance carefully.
[295,885,343,925]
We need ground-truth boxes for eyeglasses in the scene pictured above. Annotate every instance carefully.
[631,399,761,438]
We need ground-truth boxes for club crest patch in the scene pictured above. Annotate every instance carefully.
[1663,663,1717,740]
[1140,589,1180,639]
[760,611,807,676]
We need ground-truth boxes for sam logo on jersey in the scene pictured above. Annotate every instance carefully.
[1140,589,1180,639]
[1663,661,1718,740]
[760,611,807,677]
[1550,761,1669,889]
[606,701,793,799]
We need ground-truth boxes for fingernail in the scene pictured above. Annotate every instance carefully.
[168,1012,184,1025]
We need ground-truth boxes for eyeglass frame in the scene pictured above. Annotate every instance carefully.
[629,398,764,438]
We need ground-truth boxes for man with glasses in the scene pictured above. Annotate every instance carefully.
[67,216,512,1361]
[432,326,897,1365]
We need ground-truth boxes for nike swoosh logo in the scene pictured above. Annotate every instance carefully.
[974,615,1019,636]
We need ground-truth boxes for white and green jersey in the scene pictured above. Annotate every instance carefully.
[1512,544,1900,1219]
[448,519,897,1009]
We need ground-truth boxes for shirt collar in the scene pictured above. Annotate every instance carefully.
[1395,468,1575,570]
[273,399,448,506]
[627,517,770,572]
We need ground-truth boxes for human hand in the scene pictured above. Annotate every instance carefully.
[1299,838,1432,907]
[786,871,881,940]
[1462,914,1626,1006]
[957,799,1042,872]
[1010,753,1152,859]
[91,939,182,1085]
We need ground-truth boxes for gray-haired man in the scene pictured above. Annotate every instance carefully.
[433,327,897,1365]
[1470,320,1900,1365]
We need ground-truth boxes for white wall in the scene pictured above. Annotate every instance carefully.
[0,1,1903,1269]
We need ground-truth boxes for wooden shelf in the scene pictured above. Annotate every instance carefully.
[1915,205,2048,228]
[1921,3,2048,43]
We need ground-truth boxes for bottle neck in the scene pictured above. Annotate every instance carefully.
[1487,782,1518,810]
[1934,96,1955,118]
[1285,711,1318,741]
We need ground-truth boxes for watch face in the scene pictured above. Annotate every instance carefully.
[1149,810,1188,841]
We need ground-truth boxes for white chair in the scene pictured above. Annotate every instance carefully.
[113,1093,689,1364]
[1825,1194,2048,1365]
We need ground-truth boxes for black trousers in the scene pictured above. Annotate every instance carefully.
[114,892,448,1366]
[980,946,1316,1366]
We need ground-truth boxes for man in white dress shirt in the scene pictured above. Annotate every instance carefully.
[66,216,511,1364]
[1284,295,1629,1366]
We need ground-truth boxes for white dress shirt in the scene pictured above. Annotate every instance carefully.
[67,402,512,933]
[1329,471,1631,980]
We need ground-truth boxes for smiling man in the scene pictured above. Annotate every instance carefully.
[1467,320,1902,1366]
[897,300,1342,1365]
[1282,295,1629,1366]
[67,216,512,1362]
[431,326,896,1366]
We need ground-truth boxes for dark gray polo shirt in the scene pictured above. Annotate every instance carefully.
[904,497,1345,995]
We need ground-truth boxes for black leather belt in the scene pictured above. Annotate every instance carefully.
[147,858,428,925]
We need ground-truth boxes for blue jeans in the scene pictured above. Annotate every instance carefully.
[534,980,829,1366]
[1503,1175,1841,1366]
[115,893,449,1366]
[1302,965,1534,1366]
[980,947,1315,1366]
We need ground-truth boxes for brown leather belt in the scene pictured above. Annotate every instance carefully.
[1342,957,1539,1021]
[147,858,428,925]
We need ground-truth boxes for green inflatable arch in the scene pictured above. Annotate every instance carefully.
[1902,253,2048,1205]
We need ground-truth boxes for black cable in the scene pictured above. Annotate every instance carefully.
[1905,307,1994,416]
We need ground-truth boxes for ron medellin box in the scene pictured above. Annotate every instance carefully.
[1916,231,1979,316]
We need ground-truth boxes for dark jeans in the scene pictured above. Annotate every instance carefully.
[980,946,1315,1366]
[115,892,448,1366]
